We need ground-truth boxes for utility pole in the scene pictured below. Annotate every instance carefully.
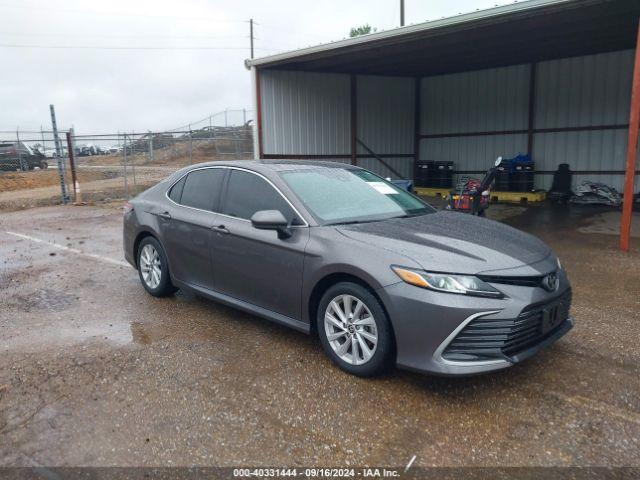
[400,0,405,26]
[249,18,254,59]
[50,104,69,204]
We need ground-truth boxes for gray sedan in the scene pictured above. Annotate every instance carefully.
[123,160,572,377]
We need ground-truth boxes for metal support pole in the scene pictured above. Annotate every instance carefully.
[131,132,137,187]
[413,77,421,179]
[254,68,263,159]
[527,63,537,157]
[249,19,255,59]
[16,129,24,171]
[224,110,228,127]
[620,20,640,252]
[149,134,154,163]
[66,131,78,202]
[350,75,357,166]
[49,104,69,204]
[400,0,405,26]
[123,134,128,198]
[189,124,193,164]
[40,126,45,157]
[243,108,247,125]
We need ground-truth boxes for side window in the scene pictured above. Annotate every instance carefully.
[222,170,299,223]
[179,168,226,211]
[168,176,186,203]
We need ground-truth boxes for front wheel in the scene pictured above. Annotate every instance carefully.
[317,282,394,377]
[137,237,176,297]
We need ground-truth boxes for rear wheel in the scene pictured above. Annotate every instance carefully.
[137,237,176,297]
[317,282,394,377]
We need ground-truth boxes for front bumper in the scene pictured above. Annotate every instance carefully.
[378,281,573,376]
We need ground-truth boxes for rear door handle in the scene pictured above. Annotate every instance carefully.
[212,224,230,234]
[157,211,171,220]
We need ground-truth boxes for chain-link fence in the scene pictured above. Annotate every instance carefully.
[72,125,254,200]
[0,118,253,211]
[0,128,73,210]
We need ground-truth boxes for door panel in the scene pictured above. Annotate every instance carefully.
[211,169,309,320]
[158,168,226,290]
[161,207,215,289]
[211,217,309,319]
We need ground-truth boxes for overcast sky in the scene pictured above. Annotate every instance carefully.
[1,0,515,135]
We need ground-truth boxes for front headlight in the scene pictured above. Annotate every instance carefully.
[391,266,504,298]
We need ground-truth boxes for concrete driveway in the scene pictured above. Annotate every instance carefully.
[0,204,639,468]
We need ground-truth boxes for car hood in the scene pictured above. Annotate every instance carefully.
[336,211,552,275]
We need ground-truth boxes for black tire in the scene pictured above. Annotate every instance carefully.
[137,236,176,297]
[317,282,394,377]
[40,161,48,170]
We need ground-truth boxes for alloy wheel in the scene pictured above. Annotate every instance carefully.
[324,294,378,365]
[140,244,161,289]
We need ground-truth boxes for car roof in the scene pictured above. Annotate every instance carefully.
[188,159,361,173]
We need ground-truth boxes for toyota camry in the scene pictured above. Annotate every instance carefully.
[123,160,572,376]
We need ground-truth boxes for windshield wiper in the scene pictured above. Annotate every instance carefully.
[325,219,380,226]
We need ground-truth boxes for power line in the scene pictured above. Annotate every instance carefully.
[0,31,249,41]
[0,44,262,51]
[0,2,248,23]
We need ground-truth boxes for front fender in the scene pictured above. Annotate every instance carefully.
[300,228,422,324]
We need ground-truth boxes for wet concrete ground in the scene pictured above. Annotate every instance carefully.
[0,203,639,467]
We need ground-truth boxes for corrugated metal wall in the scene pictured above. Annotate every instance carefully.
[260,49,638,191]
[421,64,530,134]
[260,70,350,155]
[260,71,415,179]
[534,50,637,190]
[420,64,531,184]
[357,75,414,155]
[420,50,638,191]
[357,75,415,179]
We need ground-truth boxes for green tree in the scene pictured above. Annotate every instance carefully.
[349,24,376,37]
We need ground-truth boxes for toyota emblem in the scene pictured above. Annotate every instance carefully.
[542,272,559,292]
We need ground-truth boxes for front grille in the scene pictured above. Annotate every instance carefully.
[442,289,572,362]
[476,274,545,288]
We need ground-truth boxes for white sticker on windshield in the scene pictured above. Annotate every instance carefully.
[367,182,398,195]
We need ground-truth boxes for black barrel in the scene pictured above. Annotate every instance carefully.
[510,162,535,192]
[495,165,511,191]
[433,161,454,188]
[414,161,434,188]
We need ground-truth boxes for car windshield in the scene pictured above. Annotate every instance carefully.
[280,167,435,225]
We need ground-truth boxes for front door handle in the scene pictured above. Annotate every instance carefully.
[213,224,230,234]
[157,211,172,220]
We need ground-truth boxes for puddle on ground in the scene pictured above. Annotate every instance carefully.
[130,321,152,345]
[1,322,133,353]
[578,211,640,237]
[8,288,77,312]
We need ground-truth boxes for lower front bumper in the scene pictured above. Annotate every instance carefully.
[378,281,574,376]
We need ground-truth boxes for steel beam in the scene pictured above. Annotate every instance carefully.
[350,75,357,166]
[620,19,640,251]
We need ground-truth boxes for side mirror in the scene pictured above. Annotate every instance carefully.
[495,156,503,167]
[250,210,292,239]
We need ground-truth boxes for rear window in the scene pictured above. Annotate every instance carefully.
[168,176,186,203]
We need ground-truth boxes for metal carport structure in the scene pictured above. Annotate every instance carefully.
[245,0,640,251]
